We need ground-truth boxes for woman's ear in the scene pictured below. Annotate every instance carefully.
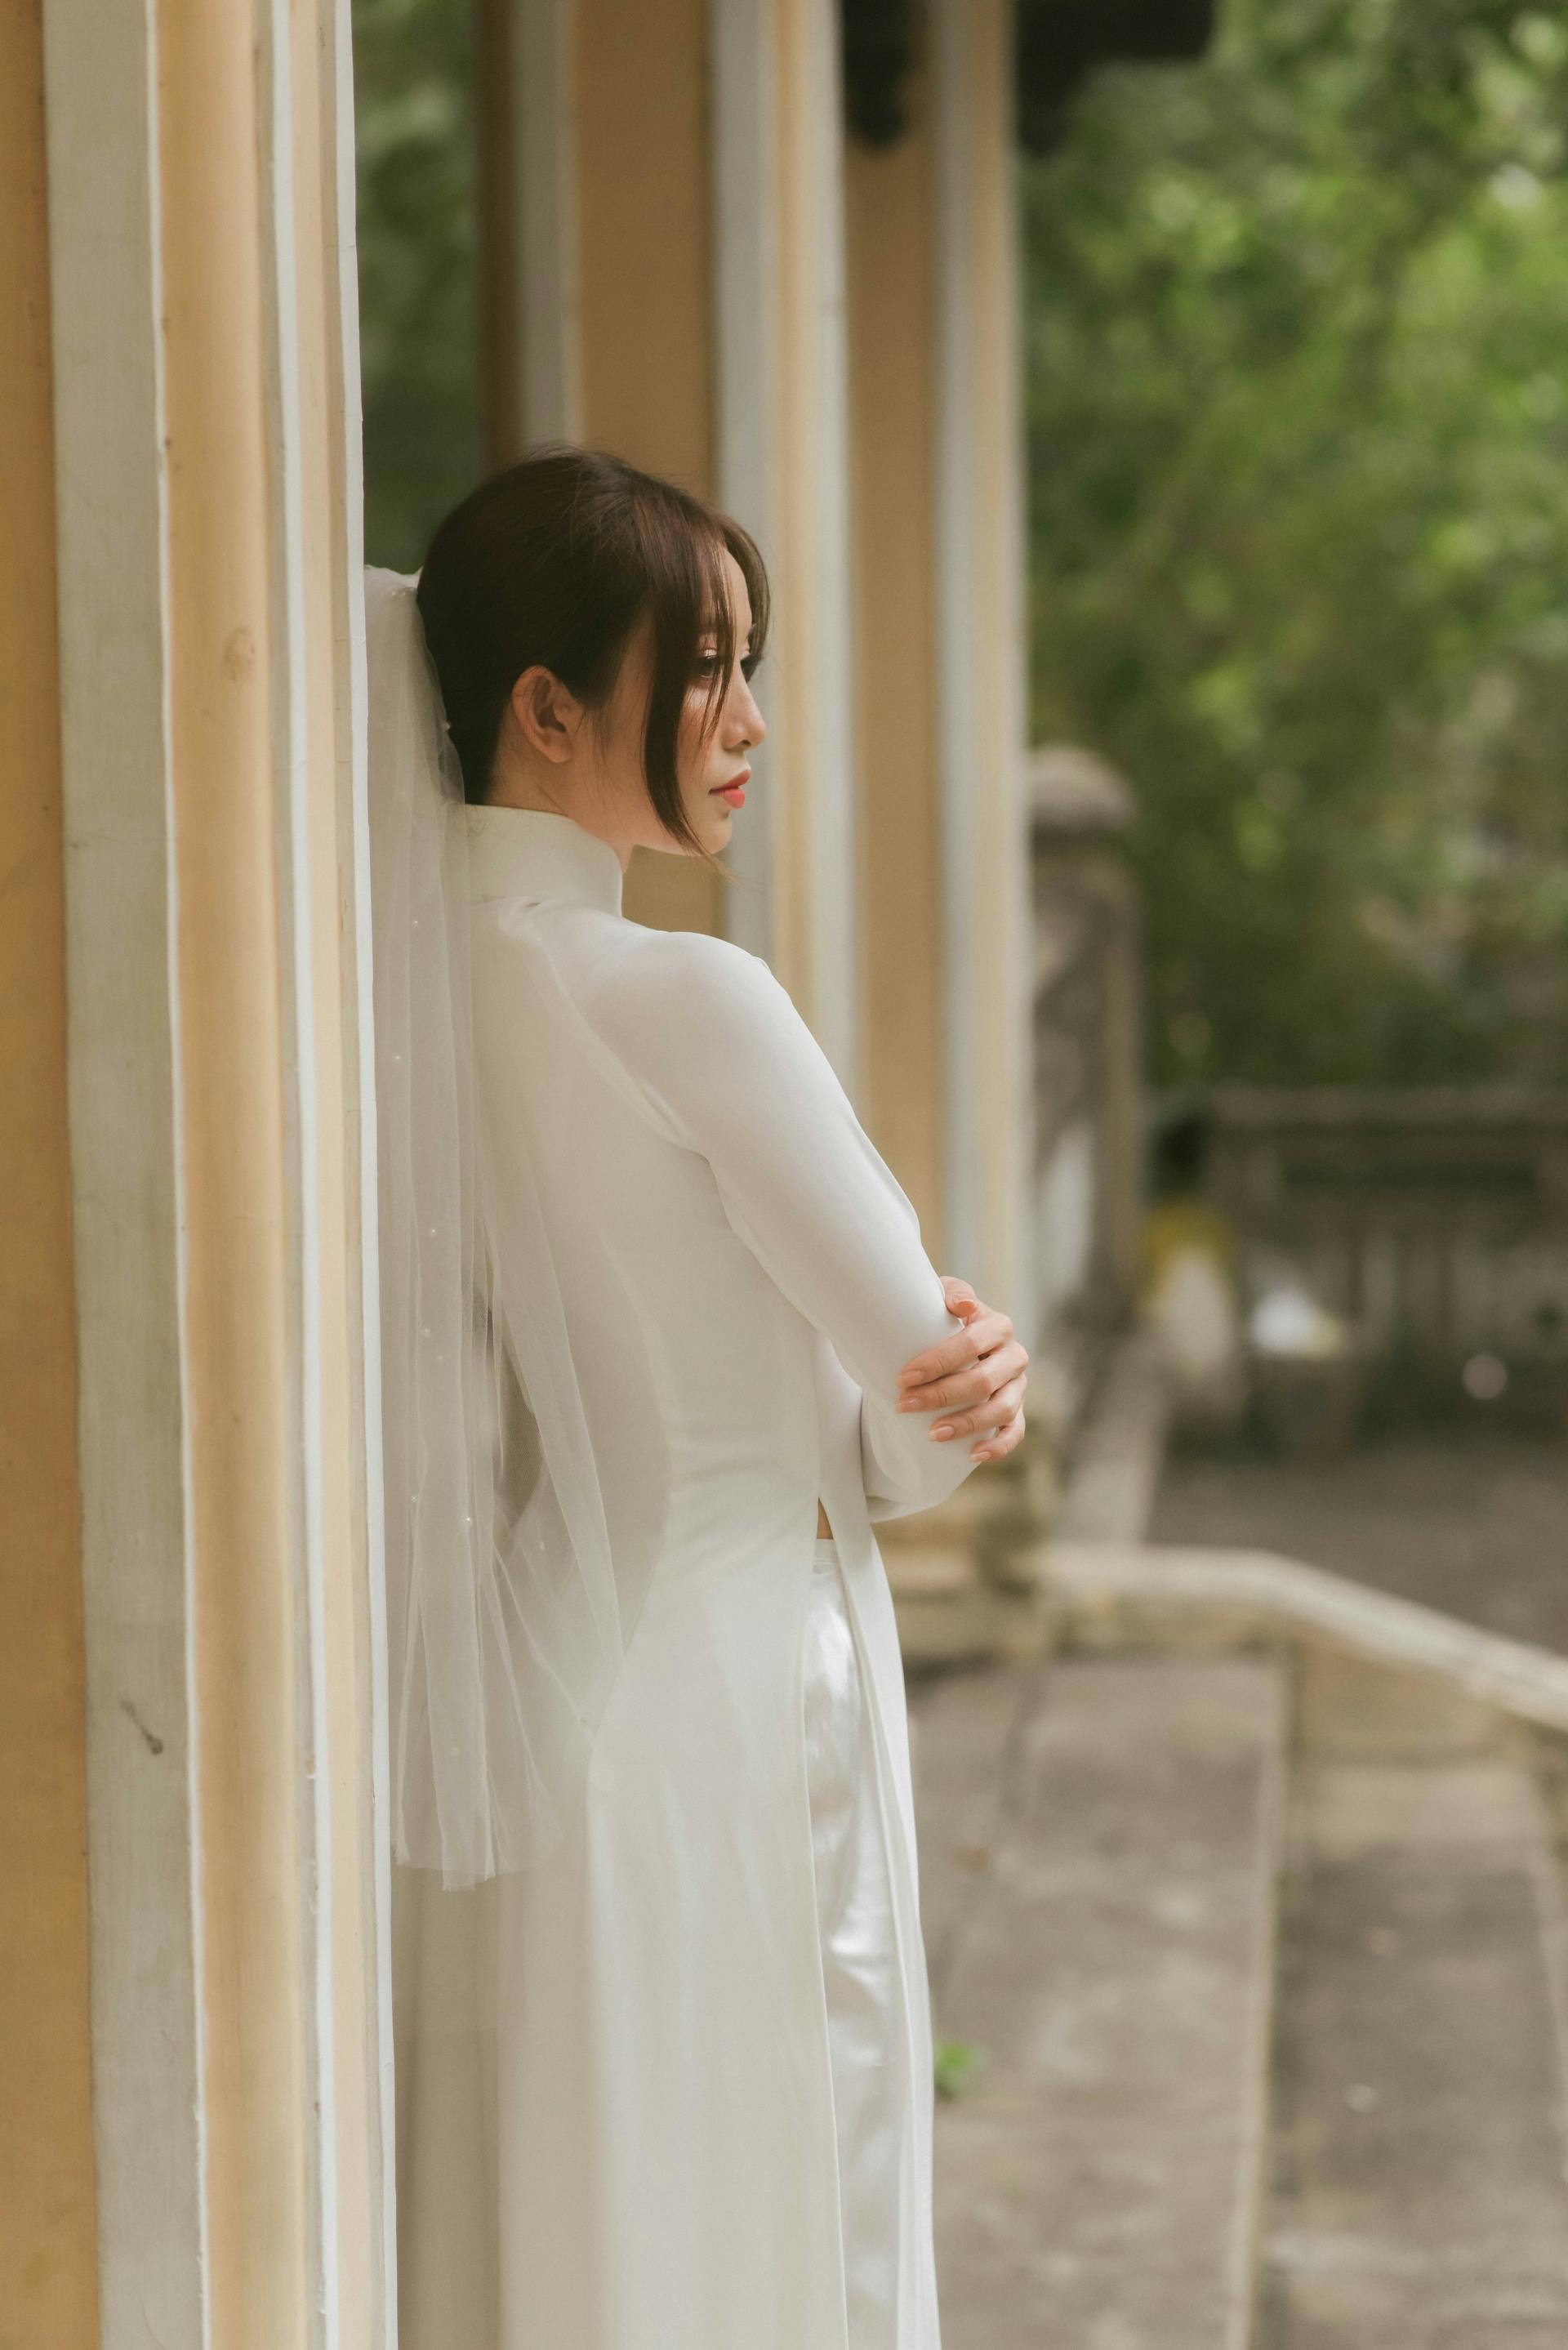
[512,664,582,765]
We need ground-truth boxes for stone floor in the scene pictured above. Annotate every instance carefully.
[1259,1649,1568,2350]
[913,1637,1568,2350]
[909,1389,1568,2346]
[913,1655,1286,2350]
[1151,1428,1568,1657]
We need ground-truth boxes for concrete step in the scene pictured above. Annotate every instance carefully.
[1258,1752,1568,2348]
[911,1656,1287,2350]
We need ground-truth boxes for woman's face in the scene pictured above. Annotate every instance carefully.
[496,547,766,861]
[586,547,767,860]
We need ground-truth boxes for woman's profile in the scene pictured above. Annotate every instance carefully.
[368,444,1028,2350]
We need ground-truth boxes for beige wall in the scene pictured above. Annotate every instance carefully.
[0,8,100,2343]
[844,66,946,1253]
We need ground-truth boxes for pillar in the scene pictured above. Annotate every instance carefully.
[711,0,859,1077]
[931,0,1033,1347]
[846,0,1033,1336]
[36,0,390,2336]
[844,37,945,1242]
[0,4,98,2341]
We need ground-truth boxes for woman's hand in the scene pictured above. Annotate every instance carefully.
[895,1276,1029,1464]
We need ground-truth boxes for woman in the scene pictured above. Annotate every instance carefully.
[372,445,1027,2350]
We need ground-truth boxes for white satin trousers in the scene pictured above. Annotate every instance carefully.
[390,1532,915,2348]
[804,1535,904,2349]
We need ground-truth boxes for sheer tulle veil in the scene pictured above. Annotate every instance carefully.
[364,564,627,1889]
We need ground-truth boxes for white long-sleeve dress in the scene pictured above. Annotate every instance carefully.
[390,804,978,2350]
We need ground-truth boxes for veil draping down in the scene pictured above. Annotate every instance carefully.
[363,565,633,1888]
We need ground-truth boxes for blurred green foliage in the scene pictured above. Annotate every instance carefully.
[1025,0,1568,1086]
[353,0,484,569]
[933,2037,991,2100]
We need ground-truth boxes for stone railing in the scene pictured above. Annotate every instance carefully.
[1200,1086,1568,1424]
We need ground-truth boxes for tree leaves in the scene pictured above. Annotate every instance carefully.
[354,0,485,572]
[1026,0,1568,1084]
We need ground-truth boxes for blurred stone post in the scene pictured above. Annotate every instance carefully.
[1027,746,1144,1425]
[883,745,1147,1660]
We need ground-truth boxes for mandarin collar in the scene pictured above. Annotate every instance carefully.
[464,803,626,916]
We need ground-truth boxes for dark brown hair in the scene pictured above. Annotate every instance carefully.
[416,444,770,853]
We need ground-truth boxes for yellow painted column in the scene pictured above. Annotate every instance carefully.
[846,1,1031,1328]
[0,6,99,2342]
[572,0,724,939]
[931,0,1033,1340]
[705,0,859,1064]
[768,0,859,1064]
[158,0,388,2330]
[158,8,311,2325]
[42,0,390,2334]
[844,56,946,1250]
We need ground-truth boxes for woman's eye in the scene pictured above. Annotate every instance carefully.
[693,649,760,682]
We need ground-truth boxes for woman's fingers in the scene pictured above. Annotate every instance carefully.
[969,1405,1026,1464]
[897,1278,1029,1465]
[898,1331,1027,1416]
[902,1280,982,1385]
[927,1369,1027,1445]
[898,1308,1013,1398]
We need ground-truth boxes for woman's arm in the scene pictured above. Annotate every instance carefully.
[587,929,982,1520]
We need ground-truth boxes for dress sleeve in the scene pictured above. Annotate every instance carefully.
[587,928,980,1522]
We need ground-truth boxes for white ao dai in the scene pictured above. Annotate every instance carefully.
[391,805,977,2350]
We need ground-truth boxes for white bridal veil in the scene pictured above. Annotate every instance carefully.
[365,564,626,1888]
